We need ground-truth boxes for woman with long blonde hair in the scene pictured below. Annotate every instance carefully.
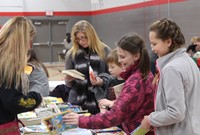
[0,16,42,134]
[65,20,111,114]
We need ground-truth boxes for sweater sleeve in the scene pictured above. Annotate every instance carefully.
[0,88,42,114]
[149,67,186,127]
[29,66,49,97]
[79,79,145,129]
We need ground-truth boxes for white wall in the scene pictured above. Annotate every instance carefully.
[0,0,152,12]
[0,0,92,12]
[0,0,23,11]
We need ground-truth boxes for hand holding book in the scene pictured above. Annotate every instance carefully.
[89,66,103,86]
[131,125,149,135]
[62,112,80,125]
[131,116,152,135]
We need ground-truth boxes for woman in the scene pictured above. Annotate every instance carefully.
[65,20,111,114]
[63,33,155,135]
[27,49,50,97]
[141,18,200,135]
[0,16,42,134]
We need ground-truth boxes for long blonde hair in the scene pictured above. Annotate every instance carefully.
[69,20,108,60]
[0,16,36,94]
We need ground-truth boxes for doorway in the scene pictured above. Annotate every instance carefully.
[32,19,68,63]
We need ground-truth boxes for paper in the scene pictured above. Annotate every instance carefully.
[113,83,124,98]
[62,69,85,80]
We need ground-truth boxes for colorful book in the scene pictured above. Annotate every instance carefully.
[131,125,149,135]
[43,110,77,135]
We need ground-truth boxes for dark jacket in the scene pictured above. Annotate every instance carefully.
[0,85,42,124]
[79,64,155,135]
[65,46,111,114]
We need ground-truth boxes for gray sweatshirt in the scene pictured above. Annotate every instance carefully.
[29,64,49,97]
[149,48,200,135]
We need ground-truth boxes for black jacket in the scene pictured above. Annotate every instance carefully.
[0,85,42,124]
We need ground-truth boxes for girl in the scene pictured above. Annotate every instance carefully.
[63,33,155,135]
[0,17,42,134]
[141,18,200,135]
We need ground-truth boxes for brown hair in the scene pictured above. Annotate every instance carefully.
[28,49,49,78]
[117,33,150,80]
[106,48,121,67]
[150,18,185,53]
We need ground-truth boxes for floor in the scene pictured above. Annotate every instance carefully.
[45,62,65,81]
[45,62,66,91]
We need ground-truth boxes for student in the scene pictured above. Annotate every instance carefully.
[27,49,50,97]
[98,48,124,112]
[65,20,111,114]
[0,16,42,133]
[141,18,200,135]
[63,33,155,135]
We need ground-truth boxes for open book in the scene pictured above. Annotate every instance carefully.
[113,83,124,98]
[62,69,85,80]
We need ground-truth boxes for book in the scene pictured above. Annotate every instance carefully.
[43,110,77,135]
[131,125,149,135]
[89,66,97,82]
[23,125,48,134]
[113,83,124,98]
[62,69,85,80]
[91,127,124,134]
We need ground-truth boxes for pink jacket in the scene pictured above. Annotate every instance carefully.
[79,64,155,135]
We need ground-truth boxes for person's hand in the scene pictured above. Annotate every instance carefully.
[90,76,103,86]
[100,108,107,113]
[98,99,114,108]
[141,116,152,131]
[62,112,79,125]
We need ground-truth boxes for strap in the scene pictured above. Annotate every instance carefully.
[16,116,25,127]
[17,119,25,127]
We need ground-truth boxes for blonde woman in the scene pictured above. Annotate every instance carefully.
[65,20,111,114]
[0,17,42,133]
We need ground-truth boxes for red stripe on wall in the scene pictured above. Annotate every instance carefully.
[92,0,186,15]
[0,0,185,16]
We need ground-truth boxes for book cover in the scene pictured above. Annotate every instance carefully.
[131,125,149,135]
[89,66,97,82]
[43,110,77,135]
[113,83,124,98]
[62,69,85,80]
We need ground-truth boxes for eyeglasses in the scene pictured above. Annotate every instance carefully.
[75,36,87,42]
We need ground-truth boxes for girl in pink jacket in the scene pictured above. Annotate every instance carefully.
[63,33,155,135]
